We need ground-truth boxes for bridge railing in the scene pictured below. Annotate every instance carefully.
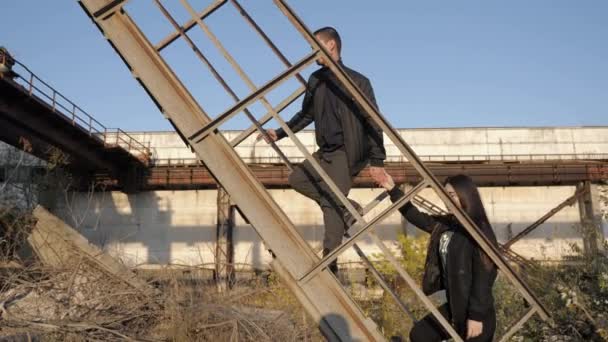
[151,152,608,166]
[6,58,151,163]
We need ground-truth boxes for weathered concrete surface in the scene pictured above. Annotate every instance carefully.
[129,126,608,164]
[52,185,591,269]
[30,206,153,294]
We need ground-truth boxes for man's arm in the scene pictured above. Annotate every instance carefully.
[274,75,316,140]
[359,78,386,167]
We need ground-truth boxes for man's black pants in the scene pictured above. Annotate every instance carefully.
[288,149,351,273]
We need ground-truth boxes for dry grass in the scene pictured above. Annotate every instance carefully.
[0,211,323,342]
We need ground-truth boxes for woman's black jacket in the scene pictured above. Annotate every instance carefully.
[388,186,497,332]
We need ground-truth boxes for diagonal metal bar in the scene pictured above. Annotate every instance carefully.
[503,187,589,248]
[367,230,464,342]
[361,191,389,215]
[187,50,317,142]
[155,0,227,52]
[413,195,446,216]
[299,180,428,284]
[274,0,551,322]
[350,241,416,321]
[230,85,305,147]
[498,307,537,342]
[153,0,292,168]
[228,0,307,86]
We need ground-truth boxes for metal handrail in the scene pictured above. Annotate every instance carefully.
[5,58,151,161]
[151,152,608,166]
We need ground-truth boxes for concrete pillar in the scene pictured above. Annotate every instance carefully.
[215,187,235,291]
[577,182,604,256]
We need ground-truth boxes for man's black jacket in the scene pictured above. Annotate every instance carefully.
[389,186,498,336]
[276,62,386,176]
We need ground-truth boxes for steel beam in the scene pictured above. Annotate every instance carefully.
[78,2,384,340]
[215,187,235,291]
[503,187,589,248]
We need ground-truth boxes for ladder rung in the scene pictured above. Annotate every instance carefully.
[155,0,228,52]
[92,0,127,19]
[298,180,428,284]
[188,50,318,143]
[230,85,305,147]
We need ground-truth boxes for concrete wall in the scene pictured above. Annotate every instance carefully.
[53,185,588,269]
[127,126,608,164]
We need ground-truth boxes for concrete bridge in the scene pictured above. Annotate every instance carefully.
[23,127,606,269]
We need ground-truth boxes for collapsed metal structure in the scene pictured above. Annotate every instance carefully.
[78,1,552,340]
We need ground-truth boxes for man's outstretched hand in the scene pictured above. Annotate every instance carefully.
[256,129,278,143]
[377,169,395,190]
[369,166,388,187]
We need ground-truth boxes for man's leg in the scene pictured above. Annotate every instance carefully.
[317,150,352,274]
[288,154,325,205]
[288,150,352,274]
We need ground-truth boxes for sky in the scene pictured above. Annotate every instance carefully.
[1,1,607,132]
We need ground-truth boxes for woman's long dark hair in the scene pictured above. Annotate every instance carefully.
[444,175,497,267]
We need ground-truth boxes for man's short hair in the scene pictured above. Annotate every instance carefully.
[314,27,341,54]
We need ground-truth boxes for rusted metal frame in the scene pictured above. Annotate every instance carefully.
[187,50,318,142]
[181,0,306,146]
[230,85,305,147]
[228,0,307,86]
[153,0,290,168]
[183,14,362,234]
[503,187,589,249]
[79,3,384,340]
[299,180,428,284]
[274,0,550,323]
[180,0,390,227]
[498,307,537,342]
[155,0,227,52]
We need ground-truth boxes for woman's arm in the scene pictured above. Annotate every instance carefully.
[388,186,439,234]
[467,244,498,321]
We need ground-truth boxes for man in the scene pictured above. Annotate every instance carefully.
[258,27,386,273]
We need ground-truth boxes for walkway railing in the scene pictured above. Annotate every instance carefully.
[4,58,151,163]
[151,152,608,166]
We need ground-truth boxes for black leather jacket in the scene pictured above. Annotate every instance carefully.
[276,62,386,175]
[389,186,498,335]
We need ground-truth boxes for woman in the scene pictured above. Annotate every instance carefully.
[379,173,498,342]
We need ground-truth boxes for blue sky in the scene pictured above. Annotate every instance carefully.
[1,1,606,131]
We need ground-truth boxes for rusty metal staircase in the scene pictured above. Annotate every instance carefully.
[78,1,551,340]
